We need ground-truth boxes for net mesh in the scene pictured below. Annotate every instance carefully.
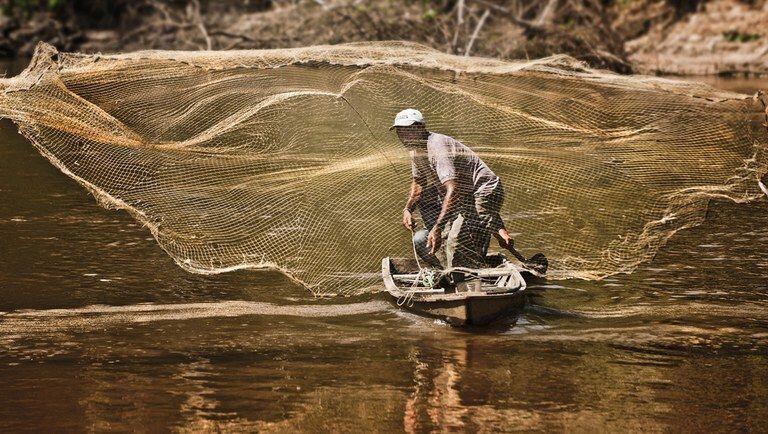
[1,41,766,295]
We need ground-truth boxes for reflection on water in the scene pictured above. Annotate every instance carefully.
[0,59,767,431]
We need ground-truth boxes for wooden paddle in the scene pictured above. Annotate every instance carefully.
[504,242,548,275]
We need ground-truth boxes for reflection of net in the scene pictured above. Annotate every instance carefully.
[0,41,765,295]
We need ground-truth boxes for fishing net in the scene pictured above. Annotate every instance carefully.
[0,41,766,295]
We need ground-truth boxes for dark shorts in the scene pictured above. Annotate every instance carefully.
[468,183,506,260]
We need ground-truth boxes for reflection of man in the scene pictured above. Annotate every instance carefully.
[391,108,516,268]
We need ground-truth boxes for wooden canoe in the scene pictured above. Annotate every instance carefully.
[381,255,531,326]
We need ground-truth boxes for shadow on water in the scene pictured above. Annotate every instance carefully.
[0,59,766,430]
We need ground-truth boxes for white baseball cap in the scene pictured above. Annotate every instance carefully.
[389,108,424,130]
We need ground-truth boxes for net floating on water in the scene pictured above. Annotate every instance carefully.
[0,41,766,295]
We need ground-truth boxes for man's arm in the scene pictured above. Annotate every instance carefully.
[426,179,458,253]
[433,179,457,230]
[405,179,422,212]
[402,179,422,230]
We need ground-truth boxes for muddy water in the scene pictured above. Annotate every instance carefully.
[1,59,767,431]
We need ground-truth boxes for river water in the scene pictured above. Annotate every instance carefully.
[0,58,766,431]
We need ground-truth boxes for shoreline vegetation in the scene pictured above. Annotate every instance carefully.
[0,0,765,76]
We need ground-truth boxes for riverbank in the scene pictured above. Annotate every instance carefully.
[626,0,768,76]
[0,0,765,76]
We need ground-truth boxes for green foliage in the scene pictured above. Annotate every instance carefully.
[722,30,761,43]
[3,0,62,18]
[403,0,453,9]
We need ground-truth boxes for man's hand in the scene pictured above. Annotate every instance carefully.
[426,226,442,254]
[498,237,514,250]
[402,208,414,230]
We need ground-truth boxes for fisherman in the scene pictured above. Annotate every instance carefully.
[391,108,521,269]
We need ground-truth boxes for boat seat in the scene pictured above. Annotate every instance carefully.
[495,267,525,290]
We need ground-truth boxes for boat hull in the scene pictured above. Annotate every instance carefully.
[381,256,530,326]
[386,290,526,326]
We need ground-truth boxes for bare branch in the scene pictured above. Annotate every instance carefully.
[534,0,558,27]
[472,0,538,32]
[189,0,212,50]
[451,0,465,53]
[210,30,256,43]
[465,8,490,57]
[148,0,173,23]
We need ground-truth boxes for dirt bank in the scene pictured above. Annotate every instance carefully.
[624,0,768,75]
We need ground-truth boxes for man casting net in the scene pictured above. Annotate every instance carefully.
[393,108,546,273]
[0,41,765,295]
